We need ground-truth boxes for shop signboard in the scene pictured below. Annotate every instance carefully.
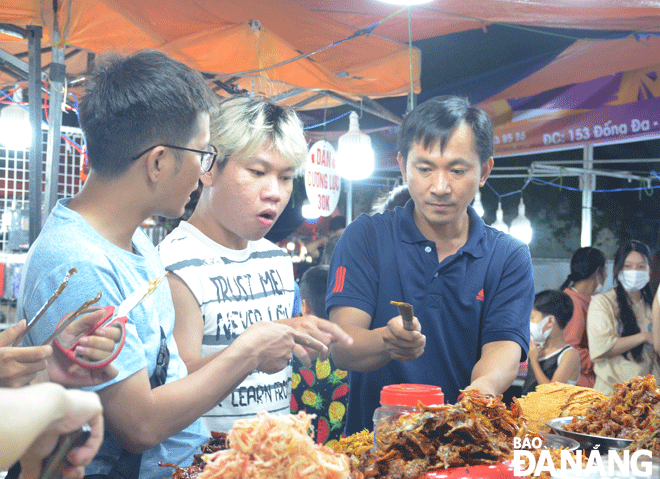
[484,65,660,156]
[304,140,340,217]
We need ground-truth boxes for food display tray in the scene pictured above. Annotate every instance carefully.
[546,416,633,451]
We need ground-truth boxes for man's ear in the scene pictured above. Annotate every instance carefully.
[146,146,167,183]
[480,157,494,186]
[301,298,312,316]
[397,152,407,182]
[199,166,215,187]
[546,315,556,330]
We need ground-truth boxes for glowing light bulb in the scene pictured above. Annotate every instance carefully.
[491,201,509,234]
[510,198,533,244]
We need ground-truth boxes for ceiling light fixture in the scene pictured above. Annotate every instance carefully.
[510,197,533,244]
[376,0,433,5]
[472,189,485,217]
[491,201,509,234]
[336,111,374,181]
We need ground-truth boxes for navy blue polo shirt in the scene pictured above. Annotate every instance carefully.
[326,200,533,435]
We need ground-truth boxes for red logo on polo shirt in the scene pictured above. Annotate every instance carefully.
[476,289,485,301]
[332,266,347,293]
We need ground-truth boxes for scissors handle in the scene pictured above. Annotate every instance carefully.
[54,306,127,369]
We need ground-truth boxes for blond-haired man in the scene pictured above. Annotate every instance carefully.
[159,96,351,433]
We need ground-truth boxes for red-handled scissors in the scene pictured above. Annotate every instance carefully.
[51,273,168,369]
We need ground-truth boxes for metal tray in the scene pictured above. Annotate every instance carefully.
[541,432,580,451]
[545,416,633,451]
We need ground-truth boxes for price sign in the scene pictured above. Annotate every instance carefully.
[304,140,341,217]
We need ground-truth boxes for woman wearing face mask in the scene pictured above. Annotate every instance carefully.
[586,240,659,395]
[522,290,580,395]
[654,289,660,355]
[560,247,606,388]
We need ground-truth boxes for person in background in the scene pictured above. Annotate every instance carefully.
[321,235,341,266]
[327,95,534,435]
[305,215,346,262]
[587,240,659,395]
[370,184,411,215]
[0,383,103,479]
[521,290,579,395]
[18,50,320,479]
[560,247,607,387]
[290,265,349,446]
[654,286,660,355]
[158,95,352,434]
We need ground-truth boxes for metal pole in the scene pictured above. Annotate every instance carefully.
[581,144,594,247]
[27,26,42,245]
[345,181,352,227]
[45,22,66,216]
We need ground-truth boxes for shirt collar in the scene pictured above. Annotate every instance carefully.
[399,200,487,259]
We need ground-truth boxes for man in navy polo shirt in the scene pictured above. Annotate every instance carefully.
[326,95,534,435]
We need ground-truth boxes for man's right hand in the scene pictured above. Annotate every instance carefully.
[382,314,426,362]
[238,321,326,374]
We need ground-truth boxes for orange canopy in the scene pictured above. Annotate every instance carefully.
[0,0,422,111]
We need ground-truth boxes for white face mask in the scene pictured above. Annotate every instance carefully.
[530,315,552,346]
[617,270,649,293]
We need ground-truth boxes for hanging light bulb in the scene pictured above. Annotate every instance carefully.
[0,104,31,150]
[301,199,319,220]
[376,0,433,5]
[336,111,374,181]
[472,189,485,217]
[491,200,509,234]
[510,197,533,244]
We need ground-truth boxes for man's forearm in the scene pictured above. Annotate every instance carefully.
[101,343,259,453]
[467,341,521,396]
[330,324,390,372]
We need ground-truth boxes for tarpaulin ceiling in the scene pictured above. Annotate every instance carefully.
[0,0,422,113]
[1,1,660,143]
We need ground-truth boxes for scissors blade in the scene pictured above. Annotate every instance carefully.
[41,290,103,346]
[112,272,168,321]
[12,267,78,347]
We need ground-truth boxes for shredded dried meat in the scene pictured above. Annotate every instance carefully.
[563,375,660,440]
[198,411,350,479]
[353,390,541,479]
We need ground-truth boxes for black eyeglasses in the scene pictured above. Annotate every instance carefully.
[130,144,218,172]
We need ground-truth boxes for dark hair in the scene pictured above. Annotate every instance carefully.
[328,216,346,233]
[612,240,653,362]
[321,235,340,266]
[560,247,606,290]
[397,95,493,165]
[534,290,574,329]
[299,265,329,319]
[79,49,215,177]
[371,184,411,214]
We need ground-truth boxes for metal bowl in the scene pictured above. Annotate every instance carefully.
[545,416,633,451]
[540,432,580,451]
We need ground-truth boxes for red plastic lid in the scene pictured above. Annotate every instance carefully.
[380,384,444,407]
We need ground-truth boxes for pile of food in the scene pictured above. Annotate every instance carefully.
[197,411,350,479]
[564,375,660,440]
[517,382,608,432]
[346,390,541,479]
[331,429,374,460]
[161,431,229,479]
[626,405,660,455]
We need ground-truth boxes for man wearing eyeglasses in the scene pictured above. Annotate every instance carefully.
[17,51,324,479]
[158,95,353,434]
